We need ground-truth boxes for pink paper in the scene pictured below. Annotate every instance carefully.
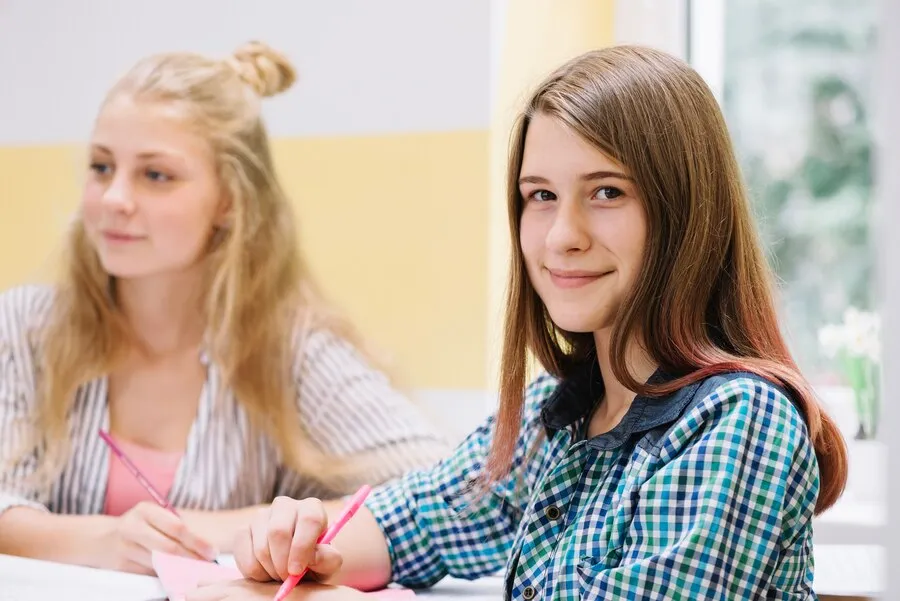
[151,551,416,600]
[152,551,243,600]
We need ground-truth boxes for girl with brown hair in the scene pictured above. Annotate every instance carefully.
[191,45,848,601]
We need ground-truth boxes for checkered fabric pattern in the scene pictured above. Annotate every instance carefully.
[366,370,820,600]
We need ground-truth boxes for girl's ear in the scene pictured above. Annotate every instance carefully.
[214,193,233,229]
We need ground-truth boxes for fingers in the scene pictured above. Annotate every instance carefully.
[117,538,159,575]
[286,498,327,576]
[307,544,343,582]
[234,518,275,582]
[268,497,319,580]
[136,503,218,561]
[235,497,329,583]
[248,507,280,581]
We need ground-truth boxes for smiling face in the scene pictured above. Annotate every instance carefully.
[80,95,225,280]
[517,112,647,334]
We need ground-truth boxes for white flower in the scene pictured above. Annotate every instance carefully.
[846,331,868,357]
[818,307,881,362]
[844,307,879,336]
[818,324,846,359]
[864,337,882,364]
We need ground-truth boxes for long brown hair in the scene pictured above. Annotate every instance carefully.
[490,45,848,514]
[26,41,365,491]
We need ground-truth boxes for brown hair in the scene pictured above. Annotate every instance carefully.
[490,45,847,514]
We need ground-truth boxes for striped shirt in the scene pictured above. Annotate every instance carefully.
[0,284,449,517]
[367,365,820,600]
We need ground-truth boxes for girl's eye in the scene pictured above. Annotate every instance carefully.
[90,162,112,176]
[593,186,623,201]
[528,189,557,202]
[146,169,172,183]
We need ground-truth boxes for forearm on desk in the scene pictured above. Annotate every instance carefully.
[322,502,393,592]
[0,506,112,568]
[0,505,270,563]
[179,499,390,558]
[183,501,393,589]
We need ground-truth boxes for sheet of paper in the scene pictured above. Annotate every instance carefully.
[151,551,416,600]
[151,551,243,600]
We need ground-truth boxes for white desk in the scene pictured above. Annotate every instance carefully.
[0,554,501,601]
[0,553,165,600]
[813,440,886,547]
[407,578,502,600]
[0,547,881,600]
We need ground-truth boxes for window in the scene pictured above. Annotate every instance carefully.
[720,0,877,376]
[683,0,881,443]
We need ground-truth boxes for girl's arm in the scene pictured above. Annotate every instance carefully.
[281,327,451,498]
[233,374,560,591]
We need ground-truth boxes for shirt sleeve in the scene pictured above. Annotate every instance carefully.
[274,327,451,498]
[582,377,820,601]
[364,374,560,589]
[0,286,55,517]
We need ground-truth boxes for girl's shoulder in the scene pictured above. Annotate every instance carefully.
[0,284,56,343]
[653,371,816,479]
[678,372,808,438]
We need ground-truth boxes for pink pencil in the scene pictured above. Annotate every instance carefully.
[273,485,372,601]
[99,429,222,566]
[98,429,179,515]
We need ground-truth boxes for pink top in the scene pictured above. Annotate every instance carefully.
[103,436,184,517]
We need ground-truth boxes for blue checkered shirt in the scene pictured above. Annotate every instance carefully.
[366,365,820,600]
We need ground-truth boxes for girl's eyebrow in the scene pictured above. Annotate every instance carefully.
[518,170,633,186]
[90,144,187,163]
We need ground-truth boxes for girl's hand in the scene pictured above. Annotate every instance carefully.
[235,497,343,583]
[99,501,218,574]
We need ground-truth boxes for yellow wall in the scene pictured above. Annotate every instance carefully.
[0,146,83,284]
[0,1,616,394]
[274,131,489,390]
[0,131,489,390]
[485,0,616,388]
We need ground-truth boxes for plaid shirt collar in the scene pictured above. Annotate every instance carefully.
[540,360,703,450]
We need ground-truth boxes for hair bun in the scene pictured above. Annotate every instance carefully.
[227,41,296,97]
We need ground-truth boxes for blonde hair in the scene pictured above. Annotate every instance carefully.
[28,41,362,491]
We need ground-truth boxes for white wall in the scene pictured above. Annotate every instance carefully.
[0,0,491,144]
[877,0,900,595]
[0,0,497,441]
[613,0,687,58]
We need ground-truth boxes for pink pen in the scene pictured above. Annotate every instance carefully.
[98,429,178,514]
[99,429,221,565]
[273,484,372,601]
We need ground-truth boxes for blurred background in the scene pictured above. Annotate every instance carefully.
[0,1,893,598]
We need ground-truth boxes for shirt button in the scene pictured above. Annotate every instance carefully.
[545,505,561,520]
[523,585,537,600]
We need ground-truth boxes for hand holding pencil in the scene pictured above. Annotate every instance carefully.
[98,500,219,574]
[97,429,218,575]
[232,487,372,598]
